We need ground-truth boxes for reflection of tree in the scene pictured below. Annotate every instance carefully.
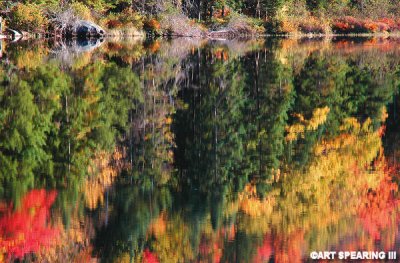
[129,86,175,187]
[241,42,294,181]
[70,39,400,262]
[53,61,142,183]
[289,53,395,167]
[0,189,59,261]
[0,42,146,261]
[174,46,249,191]
[1,37,400,262]
[0,62,69,199]
[93,187,172,262]
[0,43,143,197]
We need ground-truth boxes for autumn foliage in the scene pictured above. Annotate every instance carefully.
[143,249,159,263]
[0,189,59,260]
[358,158,400,242]
[9,3,49,32]
[144,18,161,33]
[332,16,400,34]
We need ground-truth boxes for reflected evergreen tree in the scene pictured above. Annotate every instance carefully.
[241,40,294,182]
[174,46,248,191]
[93,186,172,262]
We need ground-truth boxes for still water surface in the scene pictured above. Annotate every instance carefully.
[0,37,400,262]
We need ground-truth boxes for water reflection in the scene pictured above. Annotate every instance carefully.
[0,190,59,261]
[0,37,400,262]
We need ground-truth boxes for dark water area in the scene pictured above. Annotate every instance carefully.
[1,36,400,262]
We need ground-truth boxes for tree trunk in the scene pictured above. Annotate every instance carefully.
[198,0,201,21]
[256,0,261,18]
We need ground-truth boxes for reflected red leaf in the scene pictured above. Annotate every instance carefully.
[0,189,59,259]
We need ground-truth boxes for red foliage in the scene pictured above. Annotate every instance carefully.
[378,18,396,28]
[252,236,272,263]
[252,232,304,263]
[273,231,304,263]
[143,249,159,263]
[332,16,367,33]
[358,160,400,242]
[0,189,59,260]
[198,234,222,263]
[378,125,386,137]
[377,18,400,32]
[333,16,400,34]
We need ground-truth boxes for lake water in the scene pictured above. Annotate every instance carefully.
[1,37,400,262]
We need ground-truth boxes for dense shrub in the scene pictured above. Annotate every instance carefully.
[332,16,370,33]
[225,13,264,35]
[214,6,231,18]
[364,20,389,32]
[118,8,143,28]
[104,8,143,29]
[158,13,204,36]
[332,16,399,34]
[377,18,400,32]
[9,3,48,32]
[298,16,328,34]
[143,18,161,34]
[265,18,285,34]
[105,19,123,29]
[70,1,92,20]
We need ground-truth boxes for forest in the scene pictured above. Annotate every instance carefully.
[1,0,400,37]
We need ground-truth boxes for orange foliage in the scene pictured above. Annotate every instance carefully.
[213,48,229,61]
[144,19,161,31]
[148,213,167,237]
[272,231,304,263]
[106,19,123,29]
[148,41,161,53]
[106,42,124,51]
[213,7,231,18]
[239,184,275,217]
[333,16,400,34]
[298,16,326,34]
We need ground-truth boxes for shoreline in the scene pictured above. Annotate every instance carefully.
[3,30,400,41]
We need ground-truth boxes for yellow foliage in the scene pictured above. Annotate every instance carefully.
[16,48,48,69]
[10,3,48,32]
[70,2,92,21]
[84,149,123,210]
[286,106,330,141]
[237,185,275,218]
[379,106,389,122]
[236,117,383,242]
[151,216,194,263]
[71,52,92,70]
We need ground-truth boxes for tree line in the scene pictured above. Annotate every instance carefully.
[1,0,400,35]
